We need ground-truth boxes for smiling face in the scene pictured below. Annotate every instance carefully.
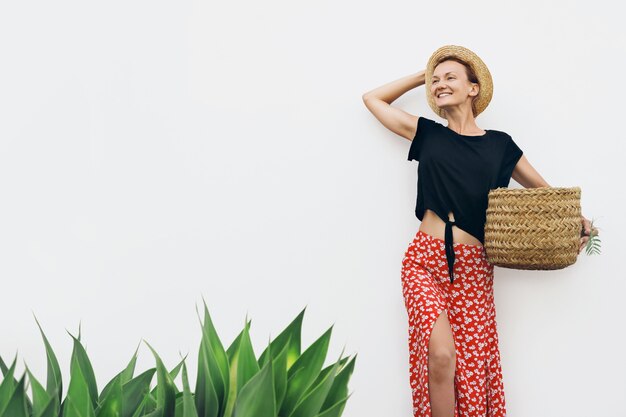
[431,59,480,116]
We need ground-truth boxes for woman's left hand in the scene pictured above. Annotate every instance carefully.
[579,214,592,254]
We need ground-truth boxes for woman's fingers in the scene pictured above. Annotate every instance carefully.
[581,215,591,235]
[578,215,599,254]
[579,236,589,253]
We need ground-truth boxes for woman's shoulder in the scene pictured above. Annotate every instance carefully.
[417,116,439,127]
[486,127,509,136]
[412,116,440,140]
[416,117,447,136]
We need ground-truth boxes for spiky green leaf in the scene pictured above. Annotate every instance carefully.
[280,326,333,416]
[232,358,275,417]
[223,316,260,417]
[319,355,356,412]
[258,308,306,370]
[67,330,99,408]
[314,394,352,417]
[121,368,155,417]
[288,349,344,417]
[64,339,96,417]
[33,315,63,403]
[25,365,52,417]
[180,361,198,417]
[0,373,28,417]
[195,300,229,417]
[96,375,122,417]
[144,342,176,417]
[0,356,17,414]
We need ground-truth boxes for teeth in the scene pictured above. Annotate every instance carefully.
[438,93,451,98]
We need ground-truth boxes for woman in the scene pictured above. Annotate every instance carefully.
[361,45,594,417]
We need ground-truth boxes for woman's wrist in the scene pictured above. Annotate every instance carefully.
[415,69,426,87]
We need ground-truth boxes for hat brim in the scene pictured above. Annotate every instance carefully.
[425,45,493,119]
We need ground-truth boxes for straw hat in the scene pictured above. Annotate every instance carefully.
[425,45,494,119]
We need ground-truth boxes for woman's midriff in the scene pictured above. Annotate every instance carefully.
[418,209,483,246]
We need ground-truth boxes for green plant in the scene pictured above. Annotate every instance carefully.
[0,301,356,417]
[584,218,602,255]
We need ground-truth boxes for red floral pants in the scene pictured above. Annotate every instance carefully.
[400,230,506,417]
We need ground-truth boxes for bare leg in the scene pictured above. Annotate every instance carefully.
[428,309,456,417]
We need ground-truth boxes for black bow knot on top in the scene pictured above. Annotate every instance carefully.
[444,218,456,284]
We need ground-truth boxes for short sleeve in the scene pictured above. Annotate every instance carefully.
[497,134,524,187]
[407,116,432,161]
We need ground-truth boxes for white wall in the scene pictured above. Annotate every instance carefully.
[0,0,623,416]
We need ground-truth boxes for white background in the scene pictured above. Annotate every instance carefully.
[1,0,624,416]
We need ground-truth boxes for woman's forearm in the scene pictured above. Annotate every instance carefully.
[362,70,426,104]
[512,156,551,188]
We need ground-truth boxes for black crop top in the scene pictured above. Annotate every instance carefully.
[407,116,523,283]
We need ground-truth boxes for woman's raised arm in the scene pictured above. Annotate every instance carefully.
[362,70,426,141]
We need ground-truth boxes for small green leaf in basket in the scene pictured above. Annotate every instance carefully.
[585,218,602,256]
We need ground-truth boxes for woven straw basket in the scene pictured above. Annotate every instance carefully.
[484,187,582,270]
